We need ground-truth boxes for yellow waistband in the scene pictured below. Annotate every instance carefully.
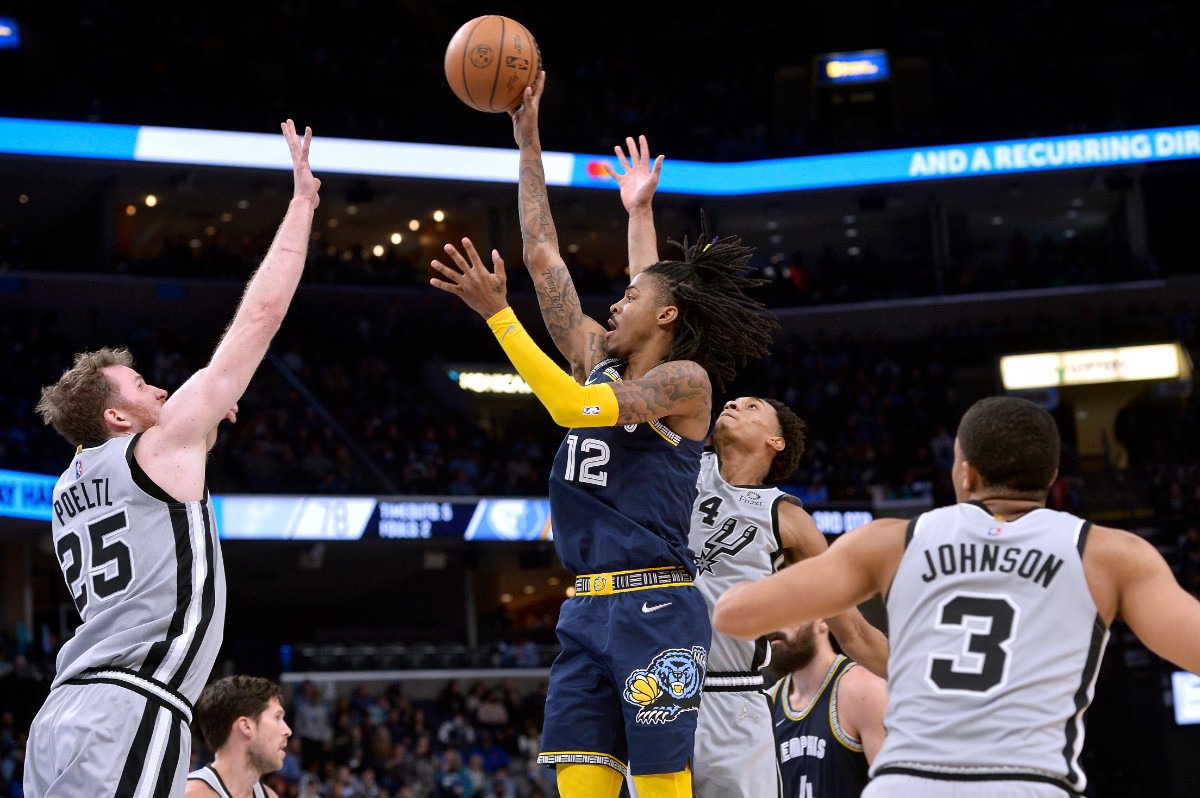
[573,566,693,596]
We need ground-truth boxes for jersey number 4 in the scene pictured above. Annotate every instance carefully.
[55,508,135,616]
[926,593,1018,694]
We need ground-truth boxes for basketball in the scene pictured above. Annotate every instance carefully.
[444,16,540,113]
[627,674,661,706]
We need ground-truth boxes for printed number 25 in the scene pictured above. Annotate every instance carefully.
[55,508,134,616]
[928,594,1017,694]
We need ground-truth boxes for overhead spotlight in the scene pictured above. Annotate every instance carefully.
[390,233,402,244]
[433,210,446,222]
[144,194,158,207]
[408,219,420,231]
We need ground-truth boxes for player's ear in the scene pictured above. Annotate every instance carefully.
[960,459,981,492]
[768,435,785,454]
[236,714,255,738]
[103,406,133,433]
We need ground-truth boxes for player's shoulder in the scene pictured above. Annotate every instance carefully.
[1085,522,1165,570]
[839,659,886,689]
[183,775,220,798]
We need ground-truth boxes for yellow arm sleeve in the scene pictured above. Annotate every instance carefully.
[486,307,620,428]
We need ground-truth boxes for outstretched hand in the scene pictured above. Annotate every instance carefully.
[281,119,321,207]
[509,71,546,147]
[605,135,663,214]
[430,238,511,319]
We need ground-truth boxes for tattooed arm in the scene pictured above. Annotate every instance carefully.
[432,240,710,439]
[509,72,608,383]
[609,360,713,440]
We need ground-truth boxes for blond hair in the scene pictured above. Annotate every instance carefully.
[35,347,134,447]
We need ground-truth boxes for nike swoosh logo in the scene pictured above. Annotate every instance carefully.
[641,601,672,614]
[501,325,516,342]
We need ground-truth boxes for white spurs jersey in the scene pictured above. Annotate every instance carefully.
[874,501,1109,793]
[187,765,269,797]
[49,433,226,705]
[689,451,788,676]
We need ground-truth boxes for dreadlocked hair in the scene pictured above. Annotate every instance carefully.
[644,213,779,391]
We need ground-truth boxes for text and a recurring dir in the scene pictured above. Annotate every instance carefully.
[909,129,1200,178]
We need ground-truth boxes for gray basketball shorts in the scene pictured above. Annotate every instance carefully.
[692,689,782,798]
[25,679,192,798]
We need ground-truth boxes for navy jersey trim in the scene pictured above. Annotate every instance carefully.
[872,766,1081,795]
[116,700,163,795]
[885,514,923,605]
[152,719,184,798]
[1076,520,1093,556]
[68,666,193,721]
[170,505,219,690]
[904,515,919,548]
[139,503,197,680]
[1062,612,1108,788]
[127,433,181,504]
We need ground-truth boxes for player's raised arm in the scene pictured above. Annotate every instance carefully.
[509,72,608,382]
[431,238,710,432]
[140,120,319,499]
[606,134,664,277]
[776,502,890,678]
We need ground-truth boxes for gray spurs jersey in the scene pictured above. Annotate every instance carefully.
[874,501,1109,793]
[187,765,269,797]
[690,451,788,677]
[50,433,226,705]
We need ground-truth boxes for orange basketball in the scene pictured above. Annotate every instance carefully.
[444,16,540,113]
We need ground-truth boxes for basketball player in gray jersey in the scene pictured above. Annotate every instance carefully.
[715,396,1200,797]
[607,138,888,797]
[26,120,321,798]
[686,397,888,798]
[186,676,290,798]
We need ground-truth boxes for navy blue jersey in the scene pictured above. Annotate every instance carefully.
[769,656,870,798]
[548,359,705,575]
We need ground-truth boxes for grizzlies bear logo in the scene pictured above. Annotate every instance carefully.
[623,647,706,724]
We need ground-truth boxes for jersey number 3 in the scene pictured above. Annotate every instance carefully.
[927,593,1018,694]
[55,508,135,616]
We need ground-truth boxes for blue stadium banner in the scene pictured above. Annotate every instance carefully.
[0,469,56,521]
[1,117,1199,194]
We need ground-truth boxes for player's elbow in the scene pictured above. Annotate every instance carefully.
[249,298,288,332]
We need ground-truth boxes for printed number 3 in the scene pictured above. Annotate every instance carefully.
[928,594,1017,694]
[564,435,610,486]
[55,508,134,616]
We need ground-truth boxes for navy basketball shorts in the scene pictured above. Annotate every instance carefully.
[537,584,711,777]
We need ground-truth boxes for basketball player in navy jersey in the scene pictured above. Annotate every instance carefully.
[767,619,886,798]
[27,120,320,798]
[430,71,778,798]
[607,133,889,798]
[715,396,1200,797]
[186,676,290,798]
